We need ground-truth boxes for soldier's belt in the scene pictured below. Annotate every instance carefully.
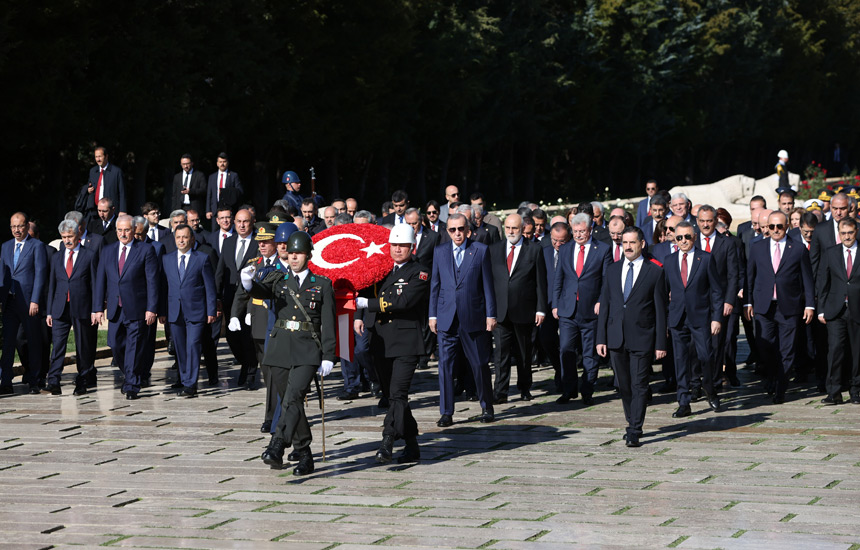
[274,319,317,332]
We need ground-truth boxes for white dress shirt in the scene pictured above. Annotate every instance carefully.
[182,169,193,205]
[218,229,233,253]
[176,250,190,272]
[506,237,523,273]
[117,240,132,262]
[621,255,645,288]
[573,239,592,271]
[292,268,309,287]
[700,232,715,252]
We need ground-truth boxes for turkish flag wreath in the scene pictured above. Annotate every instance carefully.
[310,223,393,362]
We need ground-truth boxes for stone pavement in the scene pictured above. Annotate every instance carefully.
[0,346,858,550]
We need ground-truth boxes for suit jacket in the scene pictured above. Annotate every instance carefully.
[428,219,446,235]
[636,197,651,228]
[592,224,612,245]
[172,169,207,213]
[80,231,104,254]
[429,239,496,333]
[695,232,738,306]
[215,233,259,304]
[472,223,500,245]
[746,237,814,316]
[193,227,212,247]
[46,246,98,319]
[664,250,723,329]
[810,217,840,277]
[88,216,119,245]
[736,220,752,239]
[94,240,159,321]
[649,241,677,265]
[490,239,547,324]
[74,183,98,218]
[413,229,440,271]
[542,245,559,308]
[641,217,659,245]
[553,239,612,321]
[160,250,217,323]
[88,163,127,213]
[306,217,326,237]
[379,213,406,226]
[816,243,860,320]
[597,258,668,352]
[206,170,243,215]
[741,229,762,267]
[147,225,170,244]
[0,237,47,309]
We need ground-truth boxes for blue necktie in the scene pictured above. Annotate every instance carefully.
[179,254,186,282]
[623,261,634,302]
[13,243,21,269]
[455,247,463,268]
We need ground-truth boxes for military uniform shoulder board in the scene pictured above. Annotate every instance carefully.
[246,256,260,267]
[419,271,429,281]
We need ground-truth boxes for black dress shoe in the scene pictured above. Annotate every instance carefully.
[690,387,702,402]
[178,388,197,398]
[29,386,40,395]
[261,437,286,468]
[708,396,721,412]
[260,421,272,433]
[493,395,508,405]
[293,451,315,476]
[850,395,860,404]
[520,391,532,401]
[170,381,184,390]
[0,385,13,395]
[236,373,248,387]
[582,395,594,406]
[207,378,219,387]
[672,405,692,418]
[772,395,785,405]
[287,450,301,462]
[338,391,360,401]
[657,382,677,394]
[378,396,389,409]
[73,385,87,396]
[727,373,741,387]
[437,414,453,427]
[371,382,382,397]
[125,392,140,400]
[479,408,495,423]
[625,436,642,448]
[42,384,62,396]
[556,393,572,404]
[246,378,259,391]
[375,435,394,464]
[139,377,151,388]
[821,395,843,405]
[397,437,420,463]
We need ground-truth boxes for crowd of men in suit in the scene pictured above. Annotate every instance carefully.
[0,147,854,463]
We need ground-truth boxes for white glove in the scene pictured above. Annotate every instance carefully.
[228,317,242,331]
[239,265,256,291]
[317,360,334,377]
[244,313,252,326]
[356,297,369,309]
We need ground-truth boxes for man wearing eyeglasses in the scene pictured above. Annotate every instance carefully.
[429,213,496,427]
[424,200,446,235]
[744,211,814,404]
[636,180,659,228]
[438,185,460,223]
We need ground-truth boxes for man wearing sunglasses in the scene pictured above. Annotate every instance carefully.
[438,186,460,223]
[744,211,814,404]
[429,213,497,427]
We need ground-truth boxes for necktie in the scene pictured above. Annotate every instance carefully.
[575,244,585,277]
[183,172,190,204]
[104,220,109,231]
[184,172,189,190]
[179,254,186,282]
[95,167,104,206]
[681,253,688,287]
[398,215,403,224]
[119,245,127,275]
[150,227,156,241]
[553,250,558,269]
[455,247,463,268]
[623,261,634,301]
[673,244,678,253]
[848,249,853,279]
[218,173,224,200]
[66,250,74,301]
[236,238,246,266]
[614,243,620,262]
[705,236,711,253]
[507,244,515,274]
[13,242,21,269]
[772,242,781,299]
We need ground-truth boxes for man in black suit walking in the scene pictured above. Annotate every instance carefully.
[597,226,667,447]
[87,146,127,214]
[489,213,547,403]
[173,154,207,213]
[816,217,860,405]
[206,152,243,228]
[810,192,849,276]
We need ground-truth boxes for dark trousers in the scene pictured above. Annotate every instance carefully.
[437,316,493,415]
[375,354,419,440]
[754,302,799,398]
[0,302,42,387]
[824,307,860,398]
[141,321,157,380]
[741,314,757,362]
[107,308,146,393]
[271,364,316,451]
[47,308,95,387]
[671,321,715,406]
[202,320,220,383]
[170,313,204,389]
[226,319,256,379]
[493,319,534,398]
[255,340,278,423]
[559,316,599,398]
[538,315,562,392]
[710,315,729,383]
[340,329,367,394]
[610,347,652,439]
[723,311,740,379]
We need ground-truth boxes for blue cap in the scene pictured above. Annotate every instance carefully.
[275,222,298,243]
[282,170,300,184]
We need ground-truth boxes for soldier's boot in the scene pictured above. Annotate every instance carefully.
[397,437,420,464]
[261,437,287,468]
[293,449,315,476]
[375,435,394,464]
[287,448,301,462]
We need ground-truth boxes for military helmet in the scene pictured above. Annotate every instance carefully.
[282,170,300,184]
[286,231,313,254]
[275,222,298,243]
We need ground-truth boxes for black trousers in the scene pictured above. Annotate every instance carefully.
[754,302,799,398]
[710,315,728,383]
[610,347,651,439]
[254,339,278,423]
[226,322,257,378]
[538,315,562,392]
[47,306,95,387]
[271,364,316,451]
[671,321,714,406]
[375,354,419,440]
[201,320,220,383]
[722,311,740,379]
[493,319,534,398]
[825,306,860,399]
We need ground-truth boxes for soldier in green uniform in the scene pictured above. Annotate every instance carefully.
[240,231,336,475]
[355,225,430,464]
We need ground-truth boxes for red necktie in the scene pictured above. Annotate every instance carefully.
[681,253,688,287]
[705,236,711,253]
[94,168,104,207]
[575,244,585,277]
[219,173,225,189]
[614,243,620,262]
[118,245,127,275]
[506,244,515,274]
[848,250,853,279]
[66,250,74,301]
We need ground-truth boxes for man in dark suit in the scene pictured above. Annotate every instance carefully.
[0,212,47,394]
[425,200,446,234]
[206,152,243,228]
[816,217,860,405]
[471,206,500,246]
[88,198,119,245]
[636,180,658,228]
[93,215,159,399]
[211,207,235,257]
[429,213,497,426]
[540,222,571,393]
[810,192,849,276]
[736,196,767,240]
[187,209,212,247]
[489,213,547,403]
[44,220,99,396]
[641,195,669,245]
[745,211,815,404]
[669,194,696,224]
[553,213,612,406]
[159,225,216,397]
[173,154,207,213]
[406,208,439,371]
[597,226,667,447]
[379,190,410,226]
[216,208,258,386]
[664,221,724,417]
[141,202,169,244]
[300,198,326,236]
[87,147,127,214]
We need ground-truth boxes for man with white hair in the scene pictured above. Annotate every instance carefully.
[670,193,695,224]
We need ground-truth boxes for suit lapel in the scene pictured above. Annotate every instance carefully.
[510,241,526,278]
[628,260,650,301]
[456,240,476,288]
[119,242,140,279]
[687,252,702,283]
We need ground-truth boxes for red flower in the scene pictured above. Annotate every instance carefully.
[310,223,394,291]
[823,169,828,174]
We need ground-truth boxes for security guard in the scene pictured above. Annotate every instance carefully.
[356,225,430,464]
[241,231,335,475]
[775,149,790,189]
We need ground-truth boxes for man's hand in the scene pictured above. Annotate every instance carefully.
[710,321,722,335]
[594,302,600,316]
[158,315,166,324]
[29,302,38,317]
[429,319,437,334]
[216,299,223,319]
[145,311,157,325]
[207,315,215,324]
[744,305,753,321]
[239,265,255,290]
[355,297,368,309]
[596,344,607,358]
[486,318,496,332]
[87,183,94,194]
[181,188,189,195]
[46,315,53,328]
[655,349,667,360]
[818,313,826,325]
[91,312,103,325]
[245,313,252,326]
[206,212,213,220]
[723,303,734,317]
[552,308,559,320]
[535,313,545,327]
[803,309,814,324]
[317,360,334,377]
[228,317,242,332]
[354,319,365,336]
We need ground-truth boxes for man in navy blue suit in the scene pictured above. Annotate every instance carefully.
[429,213,497,426]
[641,195,669,246]
[0,212,47,394]
[744,211,815,404]
[664,222,724,417]
[540,222,571,393]
[93,215,159,400]
[44,220,99,396]
[87,147,127,214]
[159,225,216,397]
[206,153,243,228]
[142,202,170,244]
[636,180,658,228]
[553,213,612,406]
